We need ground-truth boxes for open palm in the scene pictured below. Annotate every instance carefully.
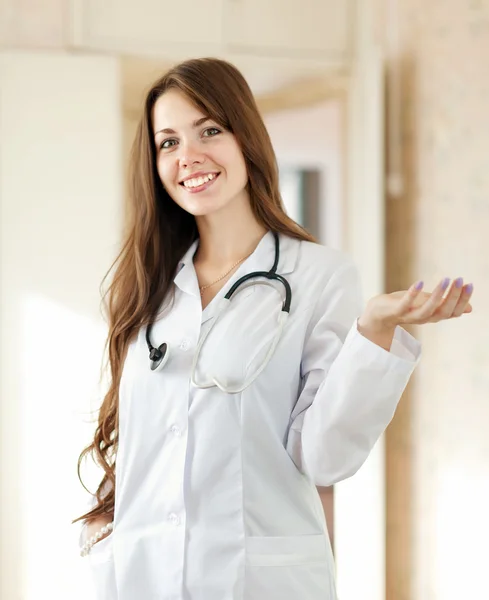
[365,277,473,327]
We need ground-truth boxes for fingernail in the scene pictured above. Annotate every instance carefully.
[414,280,424,290]
[441,277,450,290]
[455,277,464,288]
[466,283,474,294]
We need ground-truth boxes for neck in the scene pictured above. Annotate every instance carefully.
[194,199,267,266]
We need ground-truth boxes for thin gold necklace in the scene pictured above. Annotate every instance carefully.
[199,253,252,296]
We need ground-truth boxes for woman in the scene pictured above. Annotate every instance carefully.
[75,57,473,600]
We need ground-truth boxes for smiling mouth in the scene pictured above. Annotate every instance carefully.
[179,172,220,193]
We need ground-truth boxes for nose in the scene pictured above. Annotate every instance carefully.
[178,140,205,169]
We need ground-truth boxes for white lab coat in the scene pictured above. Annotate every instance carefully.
[82,231,420,600]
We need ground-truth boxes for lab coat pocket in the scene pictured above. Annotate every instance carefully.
[245,535,336,600]
[86,534,117,600]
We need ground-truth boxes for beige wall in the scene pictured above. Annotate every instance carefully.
[385,2,489,599]
[0,51,123,600]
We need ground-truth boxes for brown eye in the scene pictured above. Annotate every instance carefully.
[160,139,178,150]
[202,127,221,138]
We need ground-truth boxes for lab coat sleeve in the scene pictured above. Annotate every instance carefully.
[286,261,421,487]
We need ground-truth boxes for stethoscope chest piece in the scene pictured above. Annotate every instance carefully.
[149,342,170,371]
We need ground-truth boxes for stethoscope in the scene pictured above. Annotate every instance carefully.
[145,233,291,393]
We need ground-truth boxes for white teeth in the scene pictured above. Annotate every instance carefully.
[183,173,216,188]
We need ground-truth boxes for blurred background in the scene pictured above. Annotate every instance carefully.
[1,1,488,599]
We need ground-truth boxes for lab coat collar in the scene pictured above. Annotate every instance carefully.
[243,230,298,276]
[173,230,299,299]
[173,239,200,297]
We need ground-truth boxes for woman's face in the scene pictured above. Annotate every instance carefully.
[152,89,249,218]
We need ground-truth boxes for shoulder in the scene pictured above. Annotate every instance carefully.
[293,240,364,327]
[290,237,358,283]
[299,239,354,269]
[280,235,362,314]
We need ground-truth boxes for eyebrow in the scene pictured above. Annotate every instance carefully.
[154,116,211,137]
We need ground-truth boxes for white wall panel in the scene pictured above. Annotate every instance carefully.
[71,0,225,54]
[0,50,123,600]
[223,0,355,58]
[0,0,66,48]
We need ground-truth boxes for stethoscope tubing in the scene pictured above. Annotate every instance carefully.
[146,232,291,387]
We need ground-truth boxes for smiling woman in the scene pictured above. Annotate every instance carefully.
[74,57,472,600]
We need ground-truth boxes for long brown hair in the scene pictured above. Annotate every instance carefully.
[74,57,315,525]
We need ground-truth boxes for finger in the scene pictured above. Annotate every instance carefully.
[407,277,450,321]
[395,281,425,316]
[434,277,464,319]
[451,283,474,317]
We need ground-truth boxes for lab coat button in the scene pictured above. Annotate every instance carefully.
[170,424,182,437]
[179,339,190,351]
[168,513,180,526]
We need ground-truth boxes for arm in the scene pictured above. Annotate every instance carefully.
[286,262,420,487]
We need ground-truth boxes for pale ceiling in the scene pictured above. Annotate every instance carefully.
[121,55,348,117]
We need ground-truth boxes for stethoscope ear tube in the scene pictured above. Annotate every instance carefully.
[190,298,232,389]
[196,310,289,394]
[225,273,291,313]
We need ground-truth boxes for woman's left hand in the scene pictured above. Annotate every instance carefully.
[358,277,474,350]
